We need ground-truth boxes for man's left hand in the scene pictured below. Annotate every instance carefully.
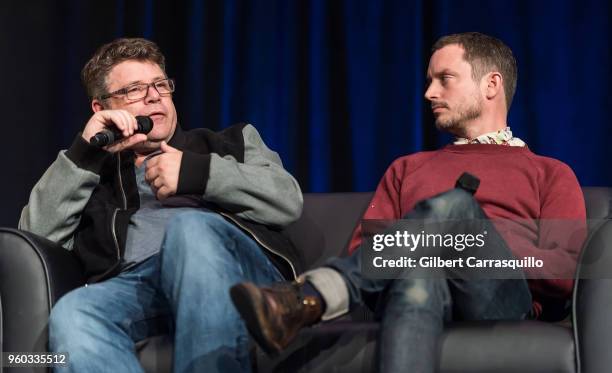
[145,141,182,200]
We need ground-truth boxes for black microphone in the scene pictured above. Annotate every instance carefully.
[90,115,154,147]
[455,172,480,195]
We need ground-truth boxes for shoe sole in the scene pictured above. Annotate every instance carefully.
[230,283,283,356]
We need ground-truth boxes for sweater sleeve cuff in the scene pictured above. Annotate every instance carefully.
[177,151,211,195]
[65,133,111,174]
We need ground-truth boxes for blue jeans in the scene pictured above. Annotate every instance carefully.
[49,211,282,373]
[326,188,533,373]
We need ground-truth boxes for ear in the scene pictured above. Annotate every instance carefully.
[91,99,105,113]
[484,72,503,101]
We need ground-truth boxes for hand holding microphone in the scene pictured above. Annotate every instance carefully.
[90,115,153,147]
[82,110,153,152]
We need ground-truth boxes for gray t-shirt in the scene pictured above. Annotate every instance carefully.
[122,156,198,268]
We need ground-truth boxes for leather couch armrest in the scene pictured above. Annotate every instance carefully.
[574,219,612,373]
[0,228,85,358]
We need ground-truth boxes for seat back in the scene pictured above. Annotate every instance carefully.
[282,192,372,269]
[582,186,612,220]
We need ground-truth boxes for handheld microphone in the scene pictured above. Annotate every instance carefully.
[90,116,154,147]
[455,172,480,195]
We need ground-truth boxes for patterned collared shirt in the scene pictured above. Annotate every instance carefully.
[454,127,526,147]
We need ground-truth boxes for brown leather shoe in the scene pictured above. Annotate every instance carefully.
[230,281,323,355]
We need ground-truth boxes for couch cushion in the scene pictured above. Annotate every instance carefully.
[255,320,576,373]
[136,321,575,373]
[137,335,173,373]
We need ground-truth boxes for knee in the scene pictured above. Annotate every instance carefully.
[429,188,474,211]
[423,188,482,219]
[49,292,80,335]
[388,278,450,311]
[48,291,97,348]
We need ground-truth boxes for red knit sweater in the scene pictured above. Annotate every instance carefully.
[348,144,587,305]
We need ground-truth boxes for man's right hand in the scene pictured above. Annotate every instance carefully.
[81,110,148,153]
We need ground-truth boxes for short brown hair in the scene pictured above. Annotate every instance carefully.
[81,38,166,99]
[432,32,517,110]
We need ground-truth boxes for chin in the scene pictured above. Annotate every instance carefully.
[147,130,169,142]
[436,119,464,134]
[149,122,175,141]
[435,119,453,130]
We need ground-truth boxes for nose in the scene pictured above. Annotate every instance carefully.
[424,81,438,102]
[144,84,161,104]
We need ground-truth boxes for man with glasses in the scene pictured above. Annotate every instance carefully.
[19,38,303,373]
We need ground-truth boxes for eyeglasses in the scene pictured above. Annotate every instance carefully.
[99,78,175,101]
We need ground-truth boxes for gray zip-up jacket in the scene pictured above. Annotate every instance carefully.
[19,123,304,282]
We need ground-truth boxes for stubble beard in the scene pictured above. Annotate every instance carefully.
[434,94,483,136]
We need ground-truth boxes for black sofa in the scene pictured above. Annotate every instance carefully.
[1,187,611,373]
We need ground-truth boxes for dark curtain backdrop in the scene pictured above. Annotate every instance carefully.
[1,0,611,227]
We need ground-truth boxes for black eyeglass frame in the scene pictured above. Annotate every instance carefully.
[98,78,175,101]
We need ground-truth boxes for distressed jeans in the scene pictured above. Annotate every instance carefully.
[48,211,282,373]
[320,188,533,373]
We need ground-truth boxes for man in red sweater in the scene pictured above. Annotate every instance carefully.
[230,32,586,372]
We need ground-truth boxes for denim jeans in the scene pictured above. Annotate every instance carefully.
[326,188,533,373]
[49,211,282,373]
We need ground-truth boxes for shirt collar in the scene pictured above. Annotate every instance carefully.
[453,127,526,147]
